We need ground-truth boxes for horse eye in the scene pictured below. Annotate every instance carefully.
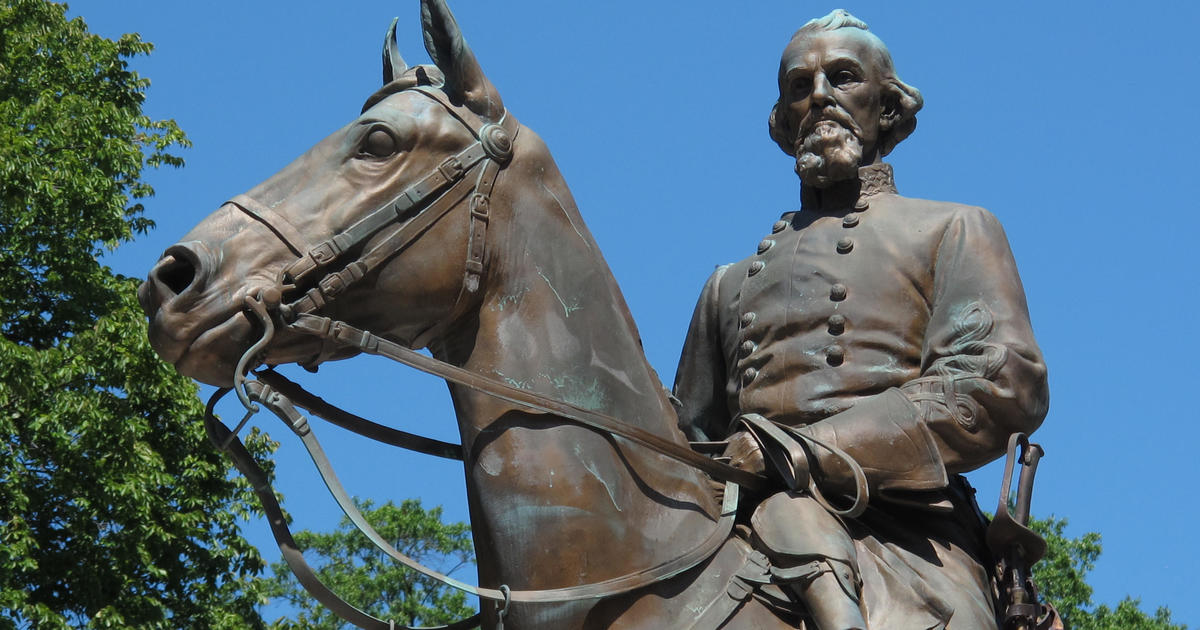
[362,128,398,157]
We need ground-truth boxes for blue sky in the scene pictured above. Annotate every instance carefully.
[73,0,1200,624]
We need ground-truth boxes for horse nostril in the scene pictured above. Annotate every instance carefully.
[156,255,196,296]
[151,242,211,299]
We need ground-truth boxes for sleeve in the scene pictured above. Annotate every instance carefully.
[904,207,1049,472]
[673,265,734,443]
[800,207,1049,500]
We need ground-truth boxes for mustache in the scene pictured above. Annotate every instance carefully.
[798,106,862,139]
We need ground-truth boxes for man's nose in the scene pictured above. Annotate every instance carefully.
[810,73,834,107]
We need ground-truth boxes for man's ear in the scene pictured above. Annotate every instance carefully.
[877,79,922,156]
[879,91,901,132]
[768,100,796,156]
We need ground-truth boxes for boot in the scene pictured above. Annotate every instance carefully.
[774,558,866,630]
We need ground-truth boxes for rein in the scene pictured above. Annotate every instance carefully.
[207,381,739,630]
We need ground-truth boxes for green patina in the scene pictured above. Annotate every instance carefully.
[490,285,528,312]
[535,268,581,318]
[540,372,608,411]
[491,369,533,390]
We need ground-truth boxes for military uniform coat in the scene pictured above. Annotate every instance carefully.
[673,164,1049,628]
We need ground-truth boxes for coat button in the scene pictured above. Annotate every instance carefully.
[748,260,765,276]
[842,213,860,228]
[740,340,757,356]
[740,312,756,327]
[836,237,854,254]
[742,367,758,385]
[757,239,775,254]
[830,283,847,301]
[772,220,788,233]
[826,345,845,366]
[828,313,846,334]
[854,198,869,211]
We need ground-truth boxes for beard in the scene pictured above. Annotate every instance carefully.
[793,119,863,188]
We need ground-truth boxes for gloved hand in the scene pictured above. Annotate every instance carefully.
[723,430,767,475]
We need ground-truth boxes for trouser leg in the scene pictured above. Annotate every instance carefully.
[750,492,867,630]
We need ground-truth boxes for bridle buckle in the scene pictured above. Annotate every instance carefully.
[308,241,339,265]
[438,156,465,181]
[469,193,490,220]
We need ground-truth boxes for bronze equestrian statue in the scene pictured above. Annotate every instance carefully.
[138,2,1051,629]
[674,9,1050,630]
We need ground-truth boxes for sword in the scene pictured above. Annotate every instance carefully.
[986,433,1063,630]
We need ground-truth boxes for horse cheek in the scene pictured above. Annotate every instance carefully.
[375,210,474,334]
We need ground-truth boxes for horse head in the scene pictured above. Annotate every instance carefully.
[139,1,513,387]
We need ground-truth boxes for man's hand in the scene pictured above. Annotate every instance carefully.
[728,416,817,491]
[723,430,767,475]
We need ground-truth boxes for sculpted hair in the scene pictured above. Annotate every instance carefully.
[800,8,870,32]
[768,9,923,158]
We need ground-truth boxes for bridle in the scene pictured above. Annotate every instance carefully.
[230,84,515,360]
[203,83,867,630]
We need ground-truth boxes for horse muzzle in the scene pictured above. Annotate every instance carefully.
[139,241,262,386]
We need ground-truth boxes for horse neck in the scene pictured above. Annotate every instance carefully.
[432,134,720,600]
[446,133,679,445]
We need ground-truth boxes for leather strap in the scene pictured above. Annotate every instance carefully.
[412,87,489,138]
[256,369,463,460]
[229,194,312,257]
[284,170,481,317]
[271,103,519,329]
[736,413,869,518]
[282,140,492,290]
[286,312,769,494]
[204,390,481,630]
[735,413,811,491]
[463,165,497,291]
[684,546,772,630]
[213,384,741,606]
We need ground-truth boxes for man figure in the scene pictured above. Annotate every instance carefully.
[674,10,1048,629]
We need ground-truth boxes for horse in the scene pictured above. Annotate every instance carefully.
[139,1,804,628]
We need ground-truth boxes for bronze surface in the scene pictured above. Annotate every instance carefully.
[140,4,1050,629]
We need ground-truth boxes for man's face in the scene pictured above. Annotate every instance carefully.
[779,28,889,182]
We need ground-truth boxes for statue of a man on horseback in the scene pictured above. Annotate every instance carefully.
[674,10,1050,629]
[140,2,1054,627]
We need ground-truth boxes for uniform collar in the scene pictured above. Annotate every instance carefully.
[800,163,896,212]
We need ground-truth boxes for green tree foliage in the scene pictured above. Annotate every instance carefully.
[0,0,182,347]
[0,1,274,627]
[264,499,476,629]
[1030,516,1185,630]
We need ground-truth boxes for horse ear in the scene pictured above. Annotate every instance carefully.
[382,17,409,84]
[420,0,504,120]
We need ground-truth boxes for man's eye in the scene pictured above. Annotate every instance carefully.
[833,70,860,85]
[791,77,812,93]
[362,128,398,158]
